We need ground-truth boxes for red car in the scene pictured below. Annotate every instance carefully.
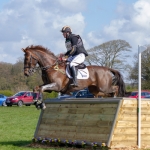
[6,91,36,107]
[128,90,150,98]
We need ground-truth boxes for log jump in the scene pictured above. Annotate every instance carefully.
[34,97,150,148]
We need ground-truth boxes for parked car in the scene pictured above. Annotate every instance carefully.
[6,91,35,107]
[144,94,150,98]
[70,89,94,98]
[57,93,71,99]
[128,90,150,98]
[56,88,94,99]
[0,94,7,106]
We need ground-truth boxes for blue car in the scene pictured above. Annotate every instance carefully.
[0,94,7,106]
[57,88,94,99]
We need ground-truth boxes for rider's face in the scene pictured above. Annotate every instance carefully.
[62,32,67,38]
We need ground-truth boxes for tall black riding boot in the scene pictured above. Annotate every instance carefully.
[70,66,78,87]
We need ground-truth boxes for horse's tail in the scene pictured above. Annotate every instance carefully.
[109,68,126,97]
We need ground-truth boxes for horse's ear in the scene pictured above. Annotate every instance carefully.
[22,48,26,52]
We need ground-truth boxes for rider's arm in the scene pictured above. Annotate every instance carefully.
[64,50,71,56]
[68,45,76,56]
[68,36,78,56]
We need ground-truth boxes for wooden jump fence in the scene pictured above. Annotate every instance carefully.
[34,98,150,148]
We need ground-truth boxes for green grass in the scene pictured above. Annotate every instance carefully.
[1,106,148,150]
[0,105,61,150]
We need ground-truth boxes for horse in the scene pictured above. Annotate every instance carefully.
[22,45,126,109]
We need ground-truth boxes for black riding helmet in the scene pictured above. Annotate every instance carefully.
[61,26,72,33]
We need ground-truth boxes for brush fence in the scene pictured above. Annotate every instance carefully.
[34,98,150,148]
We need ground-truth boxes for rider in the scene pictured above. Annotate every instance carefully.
[61,25,88,87]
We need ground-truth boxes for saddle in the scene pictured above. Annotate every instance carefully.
[75,63,86,69]
[57,55,89,79]
[66,63,86,75]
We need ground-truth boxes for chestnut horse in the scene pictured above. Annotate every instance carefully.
[22,45,126,109]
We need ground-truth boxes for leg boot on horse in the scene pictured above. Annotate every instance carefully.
[34,100,46,110]
[33,91,46,110]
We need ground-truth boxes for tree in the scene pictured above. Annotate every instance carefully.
[85,39,132,71]
[127,54,138,88]
[128,45,150,89]
[0,58,58,98]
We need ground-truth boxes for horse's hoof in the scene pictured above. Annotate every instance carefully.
[37,99,42,104]
[35,103,41,110]
[36,105,41,110]
[33,99,37,103]
[40,103,46,110]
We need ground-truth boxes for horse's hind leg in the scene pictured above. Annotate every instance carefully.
[112,86,119,98]
[88,86,98,98]
[88,86,107,98]
[98,85,119,98]
[88,86,110,98]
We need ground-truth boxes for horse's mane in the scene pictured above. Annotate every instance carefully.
[25,45,56,57]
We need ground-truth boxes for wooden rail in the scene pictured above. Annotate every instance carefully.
[34,98,150,148]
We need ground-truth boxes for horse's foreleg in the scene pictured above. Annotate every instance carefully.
[33,83,59,110]
[33,86,40,93]
[34,83,60,110]
[40,83,60,92]
[32,86,42,109]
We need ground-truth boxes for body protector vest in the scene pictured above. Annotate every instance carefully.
[65,40,72,51]
[65,34,88,57]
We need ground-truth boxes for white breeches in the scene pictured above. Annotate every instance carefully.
[69,53,85,67]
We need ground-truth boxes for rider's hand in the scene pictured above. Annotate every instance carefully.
[62,56,67,61]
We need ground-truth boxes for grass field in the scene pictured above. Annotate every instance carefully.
[0,105,62,150]
[1,105,148,150]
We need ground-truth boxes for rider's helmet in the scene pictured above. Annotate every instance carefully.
[61,26,72,33]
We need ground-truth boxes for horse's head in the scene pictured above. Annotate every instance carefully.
[22,45,65,77]
[22,48,38,77]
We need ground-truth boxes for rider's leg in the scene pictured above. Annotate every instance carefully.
[70,65,78,87]
[70,53,85,66]
[70,53,85,87]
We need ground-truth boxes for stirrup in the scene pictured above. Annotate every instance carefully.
[70,82,78,87]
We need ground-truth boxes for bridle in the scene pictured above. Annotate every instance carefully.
[24,52,61,75]
[24,54,39,75]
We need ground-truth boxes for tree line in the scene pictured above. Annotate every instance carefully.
[85,39,150,90]
[0,58,57,98]
[0,39,149,96]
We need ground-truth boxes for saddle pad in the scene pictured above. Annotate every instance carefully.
[66,67,89,79]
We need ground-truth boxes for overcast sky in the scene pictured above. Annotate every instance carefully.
[0,0,149,64]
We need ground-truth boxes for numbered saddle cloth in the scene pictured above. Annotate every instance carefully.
[66,63,89,79]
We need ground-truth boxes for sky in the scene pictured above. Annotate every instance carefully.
[0,0,150,64]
